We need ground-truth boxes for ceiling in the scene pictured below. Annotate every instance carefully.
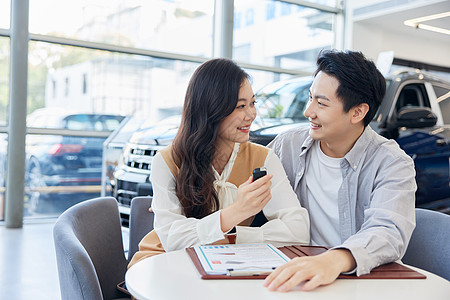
[353,0,450,44]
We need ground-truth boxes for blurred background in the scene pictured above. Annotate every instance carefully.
[0,0,449,224]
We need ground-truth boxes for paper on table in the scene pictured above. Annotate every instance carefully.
[193,243,290,275]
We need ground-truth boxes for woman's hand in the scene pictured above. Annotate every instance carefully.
[220,174,273,232]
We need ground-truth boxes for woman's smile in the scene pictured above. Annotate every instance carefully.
[237,124,251,133]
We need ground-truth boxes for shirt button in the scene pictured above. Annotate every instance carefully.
[353,165,357,170]
[297,172,302,176]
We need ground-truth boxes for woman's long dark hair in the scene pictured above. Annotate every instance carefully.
[172,58,249,218]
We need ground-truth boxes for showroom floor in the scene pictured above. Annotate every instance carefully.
[0,219,130,300]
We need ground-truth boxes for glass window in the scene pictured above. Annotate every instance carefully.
[2,0,342,221]
[24,110,126,218]
[234,0,335,71]
[265,2,276,20]
[24,133,107,217]
[395,84,430,113]
[0,1,10,30]
[254,76,312,121]
[65,114,92,130]
[280,2,291,16]
[0,37,9,127]
[245,68,300,94]
[0,133,6,221]
[245,9,255,26]
[235,11,242,29]
[29,0,214,57]
[24,40,203,219]
[28,41,200,122]
[102,117,123,131]
[433,85,450,124]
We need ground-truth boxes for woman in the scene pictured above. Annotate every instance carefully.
[129,58,309,266]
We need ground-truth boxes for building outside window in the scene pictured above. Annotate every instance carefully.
[0,0,341,221]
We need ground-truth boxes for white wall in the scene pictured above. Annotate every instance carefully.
[352,22,450,68]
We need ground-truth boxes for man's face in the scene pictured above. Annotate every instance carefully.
[304,71,355,155]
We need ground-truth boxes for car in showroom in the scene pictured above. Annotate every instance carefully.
[25,108,125,214]
[112,68,450,226]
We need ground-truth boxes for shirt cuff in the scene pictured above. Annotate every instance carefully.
[235,226,264,244]
[196,210,227,245]
[330,245,369,276]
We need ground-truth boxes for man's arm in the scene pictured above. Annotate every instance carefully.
[264,143,416,291]
[336,154,417,276]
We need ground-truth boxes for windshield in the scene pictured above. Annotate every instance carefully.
[255,78,311,122]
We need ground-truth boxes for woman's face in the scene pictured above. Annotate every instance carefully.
[216,78,256,148]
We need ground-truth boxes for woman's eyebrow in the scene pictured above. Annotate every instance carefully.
[238,95,255,101]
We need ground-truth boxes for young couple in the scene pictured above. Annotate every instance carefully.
[131,50,416,292]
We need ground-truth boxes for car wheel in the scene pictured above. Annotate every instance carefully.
[26,159,46,214]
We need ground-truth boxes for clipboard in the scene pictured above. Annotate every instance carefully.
[186,244,427,280]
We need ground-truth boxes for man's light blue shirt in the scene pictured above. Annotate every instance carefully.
[267,125,417,276]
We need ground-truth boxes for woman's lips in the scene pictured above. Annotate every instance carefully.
[237,125,251,133]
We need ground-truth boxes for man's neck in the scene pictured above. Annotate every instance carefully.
[319,126,365,158]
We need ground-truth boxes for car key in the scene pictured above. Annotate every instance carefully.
[252,167,267,182]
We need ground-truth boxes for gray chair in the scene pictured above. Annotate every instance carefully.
[402,208,450,281]
[127,196,154,261]
[53,197,130,300]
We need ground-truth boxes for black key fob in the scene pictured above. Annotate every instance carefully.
[252,167,267,181]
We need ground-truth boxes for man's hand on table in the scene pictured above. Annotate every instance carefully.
[263,249,356,292]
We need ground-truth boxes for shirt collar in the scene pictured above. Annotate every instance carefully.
[344,125,375,171]
[298,126,375,169]
[300,134,315,154]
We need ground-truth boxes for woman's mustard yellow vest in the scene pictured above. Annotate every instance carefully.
[128,142,268,268]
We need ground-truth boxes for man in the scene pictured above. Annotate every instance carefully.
[264,50,416,292]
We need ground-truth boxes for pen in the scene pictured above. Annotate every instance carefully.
[227,267,275,277]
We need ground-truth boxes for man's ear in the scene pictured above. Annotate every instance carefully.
[351,103,369,124]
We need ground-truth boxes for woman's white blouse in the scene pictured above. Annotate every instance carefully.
[150,143,310,252]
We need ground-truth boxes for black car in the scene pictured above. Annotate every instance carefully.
[252,69,450,209]
[25,108,125,214]
[113,68,450,226]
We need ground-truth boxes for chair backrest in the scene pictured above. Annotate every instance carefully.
[402,208,450,281]
[53,197,129,300]
[128,196,154,261]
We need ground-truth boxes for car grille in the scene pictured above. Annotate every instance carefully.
[126,161,151,170]
[114,179,136,213]
[117,192,134,207]
[116,144,161,226]
[130,148,158,156]
[125,146,158,171]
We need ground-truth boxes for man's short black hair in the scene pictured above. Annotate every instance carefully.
[314,49,386,127]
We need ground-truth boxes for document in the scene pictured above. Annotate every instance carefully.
[193,243,290,276]
[189,244,426,280]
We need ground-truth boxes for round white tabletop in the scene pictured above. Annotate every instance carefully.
[125,249,450,300]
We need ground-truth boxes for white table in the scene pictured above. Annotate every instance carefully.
[125,249,450,300]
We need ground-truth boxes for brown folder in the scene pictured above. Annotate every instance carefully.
[186,244,426,280]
